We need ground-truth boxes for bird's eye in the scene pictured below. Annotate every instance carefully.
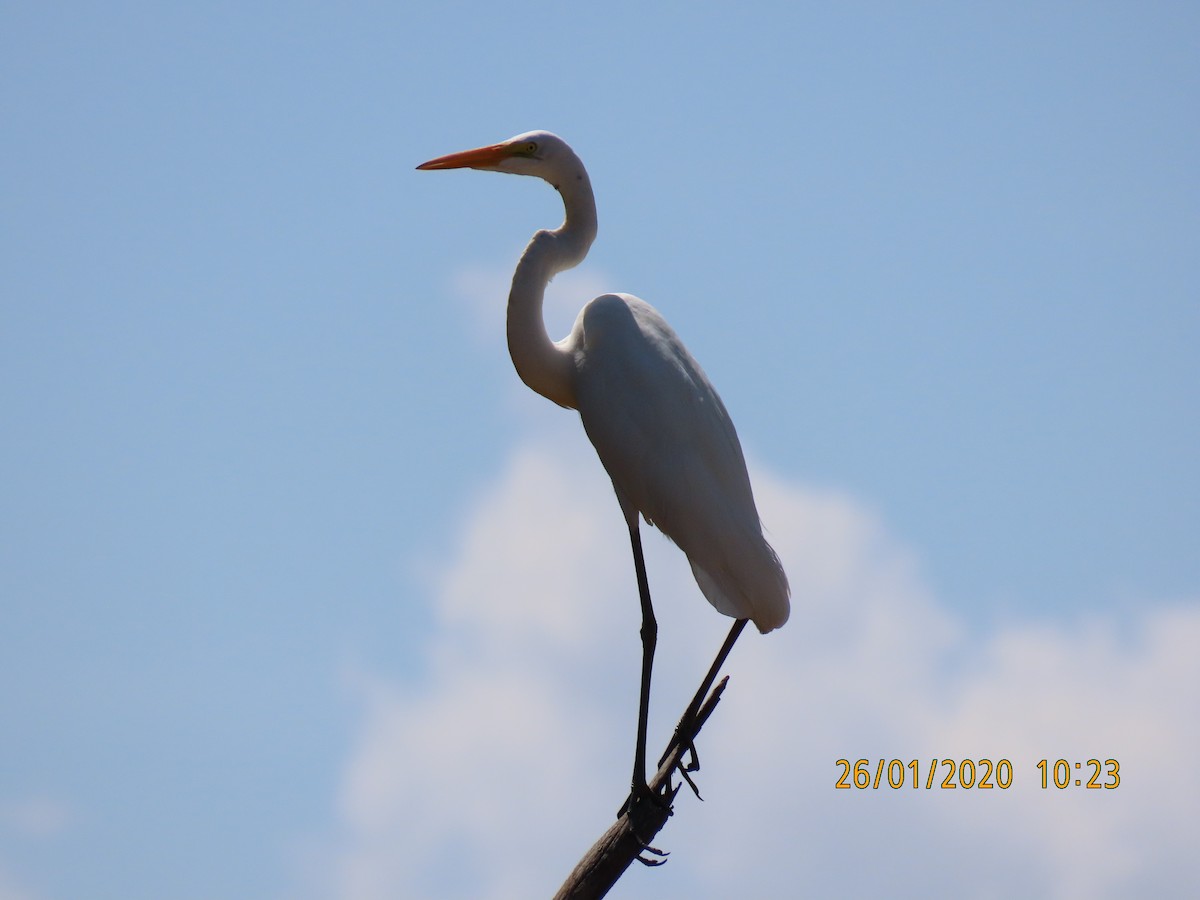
[524,141,538,155]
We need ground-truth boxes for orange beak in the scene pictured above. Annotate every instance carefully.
[416,142,513,171]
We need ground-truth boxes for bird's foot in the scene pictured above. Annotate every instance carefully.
[656,718,706,801]
[674,741,704,801]
[617,777,673,819]
[620,780,674,865]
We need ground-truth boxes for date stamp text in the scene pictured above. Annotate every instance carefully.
[834,758,1121,790]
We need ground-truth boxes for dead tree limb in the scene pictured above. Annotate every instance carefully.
[552,676,731,900]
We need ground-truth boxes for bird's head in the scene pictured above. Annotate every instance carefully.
[416,131,585,190]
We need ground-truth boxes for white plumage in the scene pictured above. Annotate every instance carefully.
[418,130,788,801]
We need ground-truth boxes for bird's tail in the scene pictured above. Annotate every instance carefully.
[690,534,790,634]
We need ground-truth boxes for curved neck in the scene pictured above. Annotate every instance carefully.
[507,169,597,409]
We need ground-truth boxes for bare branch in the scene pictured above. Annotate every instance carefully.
[553,676,731,899]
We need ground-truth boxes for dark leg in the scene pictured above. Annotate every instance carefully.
[660,617,748,768]
[628,523,657,801]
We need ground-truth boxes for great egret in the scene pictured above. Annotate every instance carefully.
[417,131,789,812]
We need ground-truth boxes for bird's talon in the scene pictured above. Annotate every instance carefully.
[682,740,700,773]
[678,763,703,801]
[629,821,671,857]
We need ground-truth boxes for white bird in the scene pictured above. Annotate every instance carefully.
[417,131,789,810]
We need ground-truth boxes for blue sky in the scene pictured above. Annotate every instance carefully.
[2,2,1198,898]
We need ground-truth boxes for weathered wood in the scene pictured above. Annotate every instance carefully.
[553,677,731,899]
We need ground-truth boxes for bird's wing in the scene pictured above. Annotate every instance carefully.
[570,294,789,631]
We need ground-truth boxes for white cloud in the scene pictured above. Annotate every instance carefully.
[0,797,74,840]
[317,426,1200,899]
[0,797,72,900]
[0,863,41,900]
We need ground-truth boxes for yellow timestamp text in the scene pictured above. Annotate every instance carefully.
[834,758,1122,790]
[835,758,1014,790]
[1037,758,1120,789]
